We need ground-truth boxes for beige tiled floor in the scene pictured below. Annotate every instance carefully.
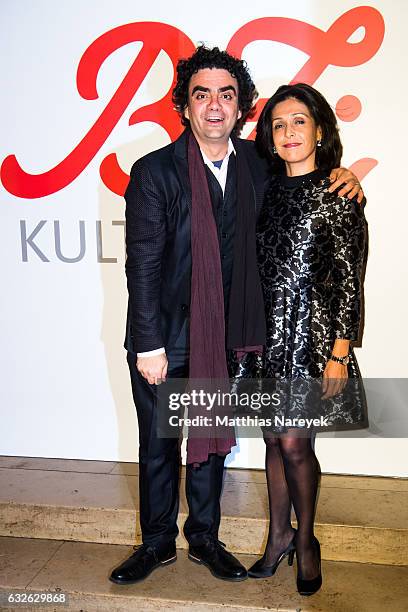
[0,456,117,474]
[1,457,407,566]
[0,468,138,509]
[3,456,408,491]
[0,537,63,589]
[0,537,407,612]
[1,463,407,528]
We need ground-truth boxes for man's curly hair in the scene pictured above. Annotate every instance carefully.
[172,45,258,133]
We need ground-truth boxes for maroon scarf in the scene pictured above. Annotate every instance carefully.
[187,132,236,464]
[186,130,266,464]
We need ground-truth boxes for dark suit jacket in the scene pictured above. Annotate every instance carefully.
[124,129,268,354]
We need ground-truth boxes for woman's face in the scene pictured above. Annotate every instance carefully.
[271,97,322,176]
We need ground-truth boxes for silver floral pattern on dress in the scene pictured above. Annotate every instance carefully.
[256,169,367,428]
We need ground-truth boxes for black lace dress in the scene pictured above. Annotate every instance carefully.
[256,169,367,430]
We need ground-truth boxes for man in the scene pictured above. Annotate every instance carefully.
[110,45,362,585]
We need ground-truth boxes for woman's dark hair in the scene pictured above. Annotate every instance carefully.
[172,45,258,133]
[255,83,342,173]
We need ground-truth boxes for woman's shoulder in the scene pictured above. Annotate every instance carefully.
[263,173,283,200]
[301,173,366,225]
[313,173,362,207]
[321,186,366,228]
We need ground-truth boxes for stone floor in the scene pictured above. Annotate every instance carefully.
[1,457,407,565]
[1,536,408,611]
[1,457,408,610]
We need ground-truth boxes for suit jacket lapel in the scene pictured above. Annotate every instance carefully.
[237,136,269,213]
[174,129,192,212]
[233,135,258,212]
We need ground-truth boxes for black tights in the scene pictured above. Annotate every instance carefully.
[263,433,321,579]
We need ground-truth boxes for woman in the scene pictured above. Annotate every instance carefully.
[249,83,367,595]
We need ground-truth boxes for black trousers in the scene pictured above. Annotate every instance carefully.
[127,324,225,549]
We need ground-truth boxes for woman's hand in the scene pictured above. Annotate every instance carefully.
[321,359,348,399]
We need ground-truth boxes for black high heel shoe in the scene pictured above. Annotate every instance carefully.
[248,532,296,578]
[296,536,322,596]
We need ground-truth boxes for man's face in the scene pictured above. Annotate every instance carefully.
[184,68,241,149]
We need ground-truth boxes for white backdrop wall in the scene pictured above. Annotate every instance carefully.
[1,0,407,476]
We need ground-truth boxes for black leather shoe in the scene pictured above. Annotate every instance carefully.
[188,539,247,581]
[109,542,177,584]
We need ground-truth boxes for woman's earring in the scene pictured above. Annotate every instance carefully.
[273,146,277,154]
[317,140,322,147]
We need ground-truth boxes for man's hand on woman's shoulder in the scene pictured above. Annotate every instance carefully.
[328,167,364,204]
